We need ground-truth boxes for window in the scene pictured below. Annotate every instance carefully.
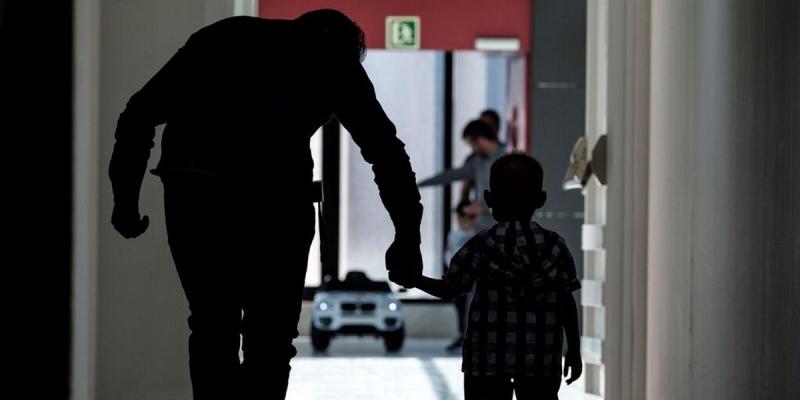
[339,51,445,292]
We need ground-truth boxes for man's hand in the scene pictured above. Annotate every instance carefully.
[386,240,423,289]
[112,204,150,239]
[564,350,583,385]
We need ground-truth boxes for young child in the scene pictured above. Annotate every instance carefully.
[415,153,582,400]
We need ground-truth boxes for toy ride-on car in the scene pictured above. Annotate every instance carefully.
[311,271,405,352]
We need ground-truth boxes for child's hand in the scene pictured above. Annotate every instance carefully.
[563,350,583,385]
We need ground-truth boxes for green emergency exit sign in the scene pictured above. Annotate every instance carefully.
[386,16,420,49]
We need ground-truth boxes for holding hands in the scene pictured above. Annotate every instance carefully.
[386,239,423,289]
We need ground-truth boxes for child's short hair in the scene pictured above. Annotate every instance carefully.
[462,119,498,142]
[489,154,544,213]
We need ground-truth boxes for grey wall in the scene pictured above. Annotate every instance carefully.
[97,2,230,399]
[647,1,800,399]
[530,0,587,273]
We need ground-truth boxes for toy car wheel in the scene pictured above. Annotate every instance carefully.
[383,327,404,352]
[311,324,331,352]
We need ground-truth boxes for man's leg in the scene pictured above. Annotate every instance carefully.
[239,204,315,399]
[164,177,243,400]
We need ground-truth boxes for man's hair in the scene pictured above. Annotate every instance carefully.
[462,119,498,142]
[480,109,501,132]
[490,154,544,211]
[295,9,366,63]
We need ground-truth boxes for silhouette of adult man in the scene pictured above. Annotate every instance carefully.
[109,10,423,400]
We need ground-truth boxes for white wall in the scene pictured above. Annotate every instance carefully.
[647,0,696,397]
[602,0,650,398]
[94,2,235,399]
[647,1,800,399]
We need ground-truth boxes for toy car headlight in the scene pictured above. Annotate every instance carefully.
[387,302,398,311]
[318,302,329,311]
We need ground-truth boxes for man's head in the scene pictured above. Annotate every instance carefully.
[462,119,499,156]
[480,109,501,135]
[294,9,366,63]
[484,153,546,222]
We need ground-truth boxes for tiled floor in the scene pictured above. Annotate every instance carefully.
[286,337,587,400]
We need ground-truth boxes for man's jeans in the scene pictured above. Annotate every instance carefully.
[163,175,315,400]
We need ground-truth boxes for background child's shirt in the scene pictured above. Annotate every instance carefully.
[443,220,580,377]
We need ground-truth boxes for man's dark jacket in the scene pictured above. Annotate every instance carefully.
[109,16,423,243]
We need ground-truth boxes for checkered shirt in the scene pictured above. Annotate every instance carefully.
[443,221,581,377]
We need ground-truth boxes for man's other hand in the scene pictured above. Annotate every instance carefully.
[386,240,423,289]
[112,205,150,239]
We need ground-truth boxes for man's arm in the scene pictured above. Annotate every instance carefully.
[108,33,197,238]
[332,61,424,286]
[423,238,479,299]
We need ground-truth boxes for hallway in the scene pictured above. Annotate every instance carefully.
[287,338,587,400]
[4,0,798,399]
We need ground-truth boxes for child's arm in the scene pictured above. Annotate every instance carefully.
[423,235,479,300]
[560,290,582,384]
[416,276,463,300]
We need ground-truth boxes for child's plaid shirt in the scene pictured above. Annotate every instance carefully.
[443,220,581,377]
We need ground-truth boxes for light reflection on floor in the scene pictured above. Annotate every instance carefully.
[286,337,586,400]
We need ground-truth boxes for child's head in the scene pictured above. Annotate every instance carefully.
[485,153,546,222]
[455,199,478,229]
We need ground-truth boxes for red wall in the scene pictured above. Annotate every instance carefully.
[259,0,531,52]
